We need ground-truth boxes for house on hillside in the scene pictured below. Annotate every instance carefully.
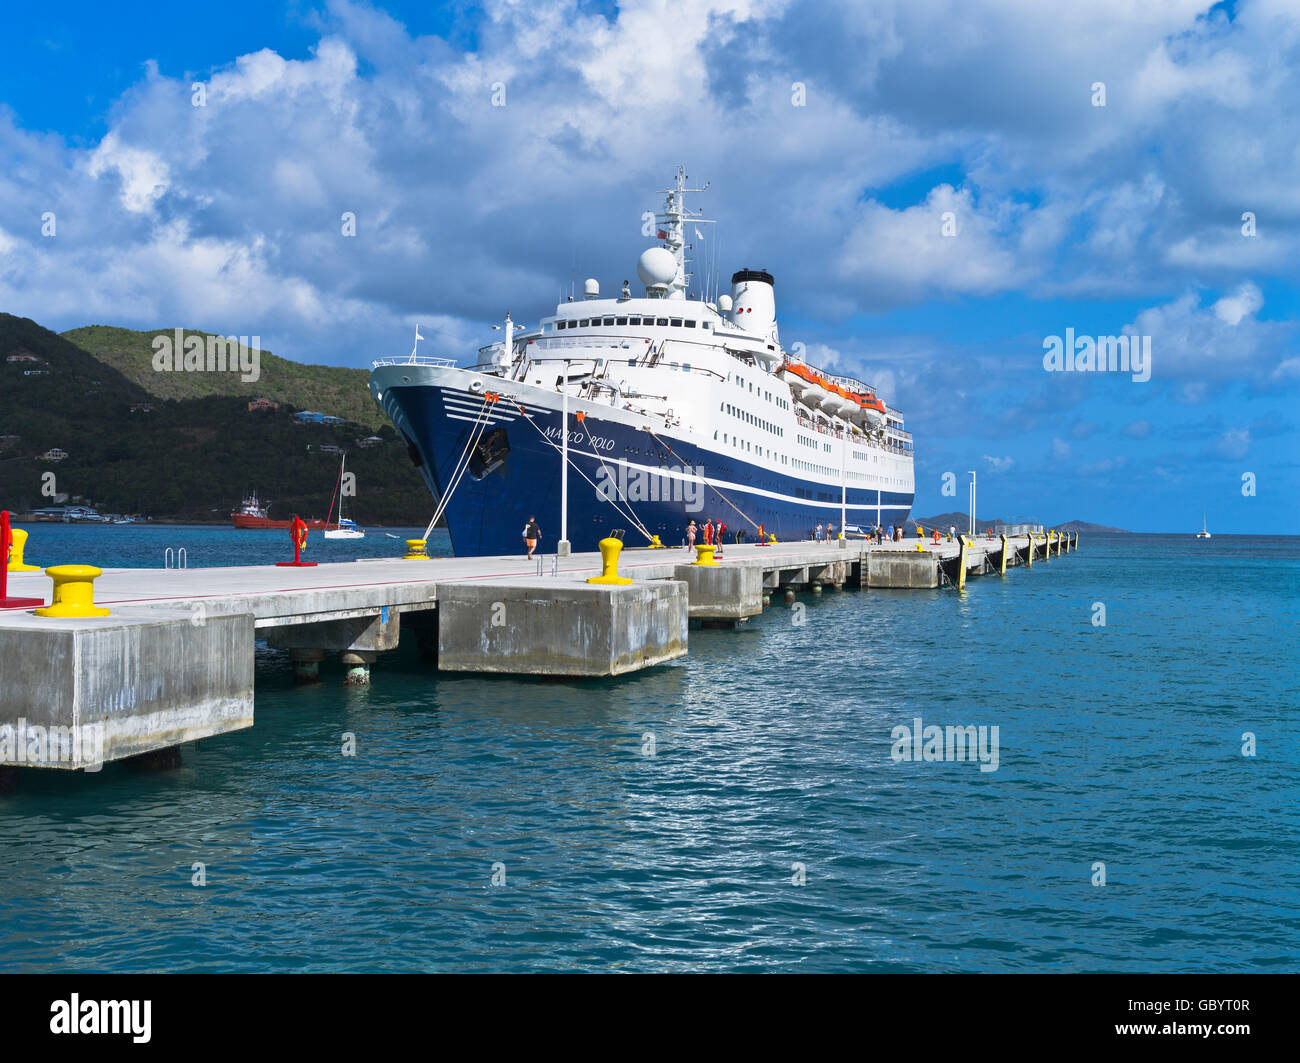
[6,352,43,364]
[357,436,382,448]
[130,402,156,413]
[248,398,279,412]
[37,448,68,462]
[0,434,19,449]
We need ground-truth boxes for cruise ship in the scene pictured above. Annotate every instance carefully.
[369,169,915,556]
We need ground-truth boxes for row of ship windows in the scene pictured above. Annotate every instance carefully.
[712,433,907,485]
[728,374,790,411]
[553,316,712,330]
[723,402,783,437]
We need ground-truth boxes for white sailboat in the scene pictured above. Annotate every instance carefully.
[324,453,365,539]
[1195,512,1211,539]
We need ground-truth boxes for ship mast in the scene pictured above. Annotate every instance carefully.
[654,165,713,300]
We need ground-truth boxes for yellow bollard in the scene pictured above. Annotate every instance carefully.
[767,533,777,544]
[691,543,719,566]
[35,565,110,618]
[999,533,1008,575]
[588,537,634,584]
[7,527,40,571]
[957,535,968,590]
[648,534,665,549]
[403,539,430,560]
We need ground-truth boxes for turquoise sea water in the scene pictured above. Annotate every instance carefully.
[1,525,1297,972]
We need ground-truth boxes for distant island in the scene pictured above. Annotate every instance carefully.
[908,512,1131,534]
[0,314,431,524]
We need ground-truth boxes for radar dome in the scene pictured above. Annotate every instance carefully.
[636,247,677,288]
[717,294,733,312]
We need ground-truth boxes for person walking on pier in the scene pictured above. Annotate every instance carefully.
[703,519,714,547]
[716,519,727,557]
[815,521,824,544]
[686,520,697,550]
[523,515,541,559]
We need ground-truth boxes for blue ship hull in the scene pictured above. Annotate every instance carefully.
[389,385,914,556]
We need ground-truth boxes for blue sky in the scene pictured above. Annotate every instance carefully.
[1,0,1297,532]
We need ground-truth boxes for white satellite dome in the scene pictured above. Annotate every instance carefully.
[636,247,677,288]
[717,293,733,312]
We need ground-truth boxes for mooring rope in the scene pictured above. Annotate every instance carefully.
[422,394,495,541]
[513,400,654,542]
[644,429,763,533]
[578,415,655,540]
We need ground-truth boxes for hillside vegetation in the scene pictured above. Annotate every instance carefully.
[0,314,431,524]
[62,325,387,431]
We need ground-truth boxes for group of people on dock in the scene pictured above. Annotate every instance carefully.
[684,518,729,555]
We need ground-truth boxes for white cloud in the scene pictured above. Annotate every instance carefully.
[0,0,1297,377]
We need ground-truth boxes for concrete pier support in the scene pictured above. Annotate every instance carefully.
[291,648,324,684]
[436,581,687,676]
[341,650,376,686]
[0,607,253,771]
[865,551,940,589]
[672,563,762,622]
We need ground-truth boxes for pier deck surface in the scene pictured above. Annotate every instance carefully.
[0,538,988,623]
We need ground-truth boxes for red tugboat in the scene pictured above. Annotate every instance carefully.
[230,492,338,530]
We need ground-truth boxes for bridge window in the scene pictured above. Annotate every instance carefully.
[616,317,628,325]
[656,318,668,326]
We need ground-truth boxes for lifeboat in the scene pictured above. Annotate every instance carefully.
[802,381,830,406]
[856,393,886,428]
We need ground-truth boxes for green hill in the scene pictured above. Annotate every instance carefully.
[62,324,387,432]
[0,314,431,524]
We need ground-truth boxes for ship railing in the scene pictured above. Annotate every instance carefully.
[371,354,458,369]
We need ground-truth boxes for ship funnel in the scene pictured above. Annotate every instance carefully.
[730,268,777,342]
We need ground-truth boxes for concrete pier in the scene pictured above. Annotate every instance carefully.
[0,532,1072,773]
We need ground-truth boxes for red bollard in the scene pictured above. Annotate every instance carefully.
[275,516,318,567]
[0,510,45,608]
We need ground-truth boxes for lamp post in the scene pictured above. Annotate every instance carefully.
[839,428,847,546]
[967,470,977,536]
[559,381,570,555]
